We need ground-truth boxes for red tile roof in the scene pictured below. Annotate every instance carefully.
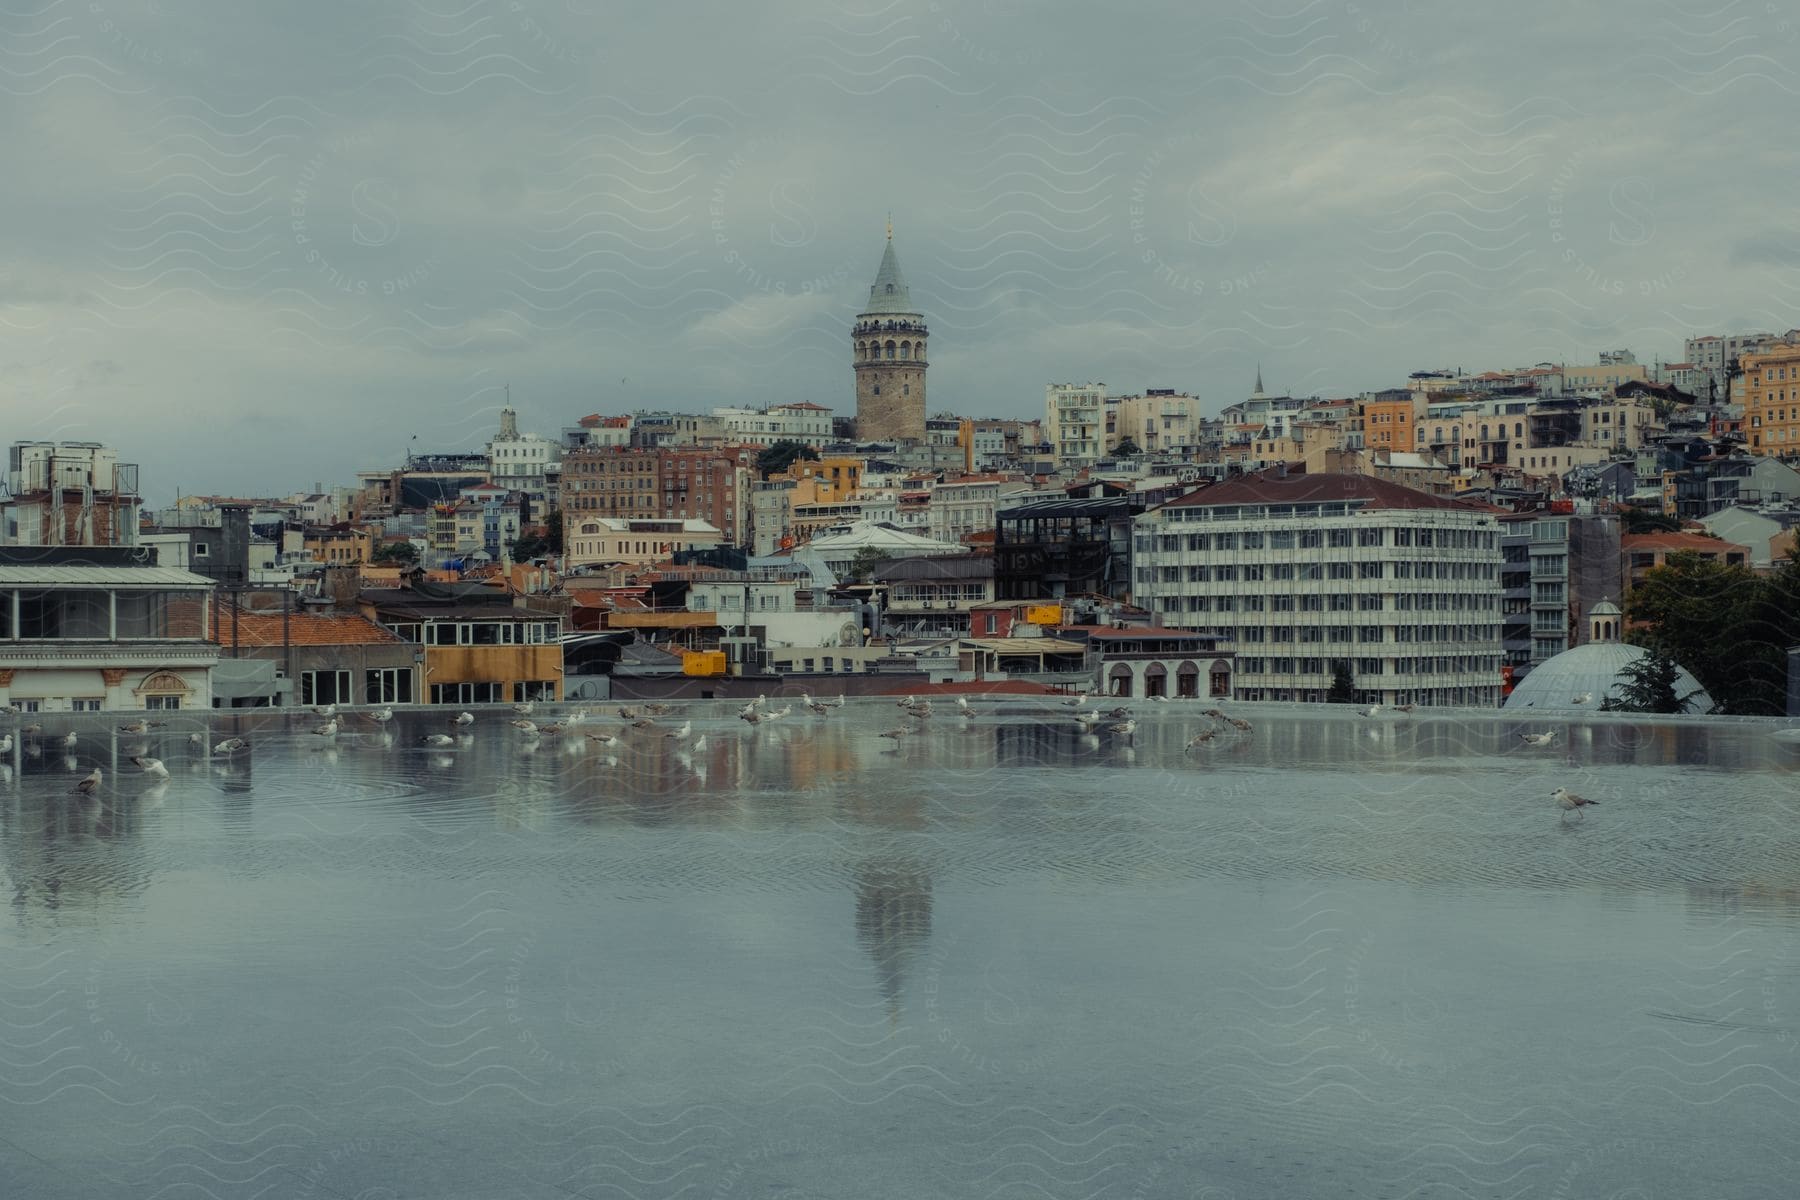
[1158,470,1478,512]
[212,607,401,648]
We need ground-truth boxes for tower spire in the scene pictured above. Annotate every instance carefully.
[886,212,892,240]
[1254,363,1264,396]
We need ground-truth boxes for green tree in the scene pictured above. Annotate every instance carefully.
[1599,649,1702,714]
[509,509,562,561]
[1626,550,1780,714]
[371,541,419,565]
[1113,437,1143,457]
[1620,507,1682,535]
[845,546,887,584]
[757,440,820,480]
[1326,660,1355,703]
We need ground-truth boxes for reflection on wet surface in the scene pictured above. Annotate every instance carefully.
[2,701,1798,1198]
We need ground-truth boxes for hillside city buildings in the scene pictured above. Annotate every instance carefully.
[2,225,1797,714]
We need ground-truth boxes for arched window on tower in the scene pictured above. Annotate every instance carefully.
[900,342,911,359]
[886,284,895,294]
[886,341,896,359]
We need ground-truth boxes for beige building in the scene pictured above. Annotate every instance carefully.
[565,517,723,567]
[1105,390,1204,454]
[1045,383,1106,467]
[1743,336,1800,457]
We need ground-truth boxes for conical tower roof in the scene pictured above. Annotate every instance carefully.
[860,224,916,316]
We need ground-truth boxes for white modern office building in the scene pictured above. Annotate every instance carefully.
[1132,471,1505,706]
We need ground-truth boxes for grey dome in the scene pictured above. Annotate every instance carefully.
[1503,642,1713,714]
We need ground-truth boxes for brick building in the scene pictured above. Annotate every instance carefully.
[561,446,758,549]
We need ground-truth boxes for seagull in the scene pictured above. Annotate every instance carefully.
[740,710,762,725]
[1360,704,1382,718]
[311,703,337,718]
[1107,706,1131,719]
[644,703,673,716]
[1521,731,1556,747]
[1107,719,1137,736]
[1394,704,1415,714]
[510,719,540,732]
[765,705,794,721]
[451,711,475,726]
[0,703,18,716]
[512,701,535,716]
[954,696,973,715]
[805,695,832,715]
[617,706,638,720]
[897,695,917,708]
[631,717,658,730]
[1554,786,1598,818]
[1061,692,1088,708]
[584,731,618,746]
[1150,695,1170,703]
[663,720,692,739]
[118,719,151,735]
[72,768,102,796]
[1571,693,1593,705]
[1074,712,1102,731]
[0,734,11,755]
[692,735,707,752]
[63,731,78,750]
[130,755,169,779]
[310,720,339,738]
[188,732,204,747]
[365,706,394,724]
[904,701,932,718]
[1226,717,1252,732]
[1203,708,1225,719]
[878,727,909,740]
[828,695,845,708]
[538,721,569,735]
[213,737,248,754]
[1185,729,1216,750]
[419,733,455,748]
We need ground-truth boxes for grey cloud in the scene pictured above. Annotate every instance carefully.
[0,0,1793,501]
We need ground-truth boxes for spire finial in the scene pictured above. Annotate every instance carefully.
[1254,363,1264,396]
[886,212,892,240]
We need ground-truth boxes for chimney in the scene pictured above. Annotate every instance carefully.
[323,564,361,611]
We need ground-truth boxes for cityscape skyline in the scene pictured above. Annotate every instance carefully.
[3,1,1796,500]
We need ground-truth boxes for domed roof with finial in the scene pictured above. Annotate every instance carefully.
[1590,599,1622,617]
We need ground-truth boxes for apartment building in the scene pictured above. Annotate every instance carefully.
[1132,471,1504,706]
[561,446,755,548]
[2,441,141,547]
[1045,383,1106,467]
[1743,336,1800,457]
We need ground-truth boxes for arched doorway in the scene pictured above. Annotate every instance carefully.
[1176,660,1200,699]
[1144,663,1167,698]
[1208,661,1232,699]
[1108,663,1133,697]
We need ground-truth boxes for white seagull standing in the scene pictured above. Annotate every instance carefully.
[213,737,249,755]
[1359,704,1382,718]
[663,720,692,740]
[63,730,78,750]
[1521,731,1556,747]
[451,711,475,726]
[72,767,102,796]
[365,706,394,724]
[310,720,339,738]
[419,733,455,748]
[130,755,170,779]
[311,703,337,718]
[1553,787,1598,819]
[1061,692,1088,708]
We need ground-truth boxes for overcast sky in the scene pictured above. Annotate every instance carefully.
[3,0,1797,504]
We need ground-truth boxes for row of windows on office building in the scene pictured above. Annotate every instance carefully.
[298,670,557,707]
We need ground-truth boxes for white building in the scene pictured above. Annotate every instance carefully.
[0,552,219,712]
[1045,383,1107,468]
[709,402,834,447]
[486,407,559,502]
[1132,471,1504,706]
[2,442,141,547]
[926,478,1032,545]
[565,517,724,567]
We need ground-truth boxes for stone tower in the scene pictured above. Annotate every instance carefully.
[852,222,927,442]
